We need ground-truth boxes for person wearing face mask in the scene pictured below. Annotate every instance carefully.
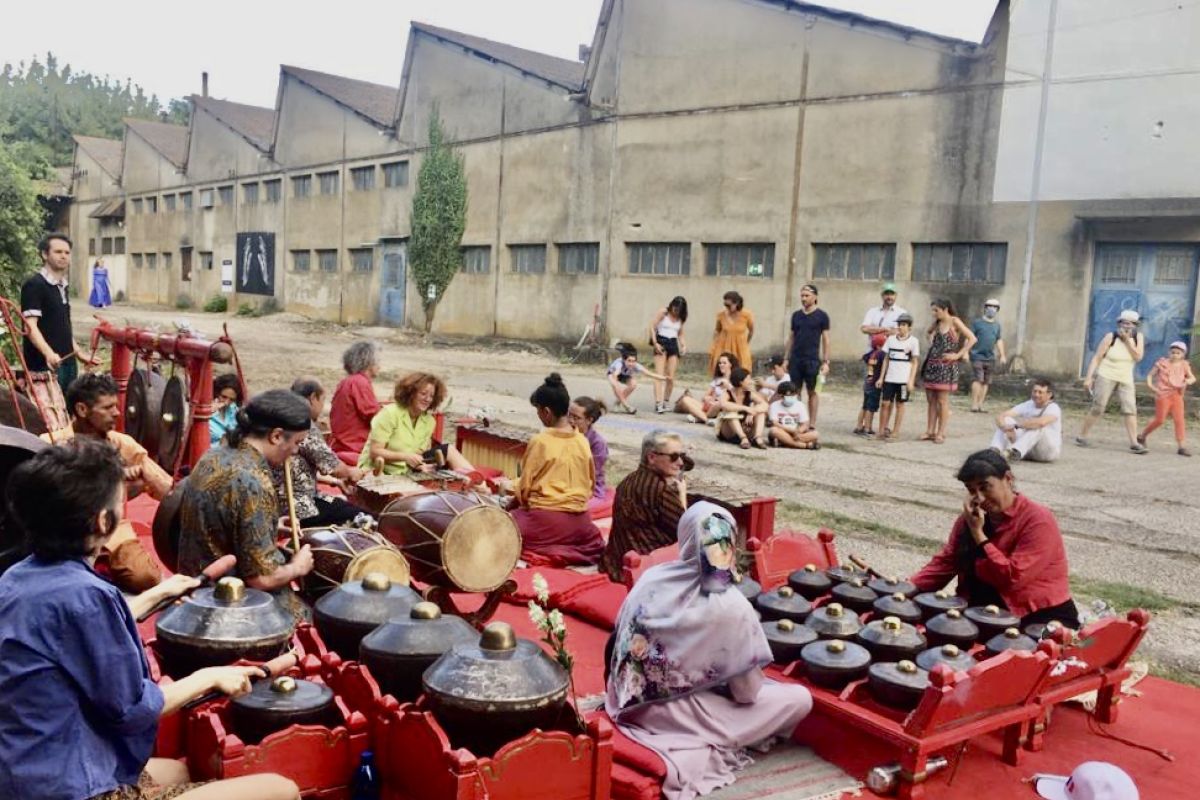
[766,381,820,449]
[606,502,813,800]
[910,449,1078,629]
[1077,309,1147,454]
[969,299,1007,412]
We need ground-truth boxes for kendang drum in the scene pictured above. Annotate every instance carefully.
[378,490,521,593]
[301,525,411,600]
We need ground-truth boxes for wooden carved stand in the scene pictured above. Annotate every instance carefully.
[424,578,519,630]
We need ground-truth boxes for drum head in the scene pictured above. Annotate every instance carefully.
[126,368,166,453]
[0,426,47,570]
[442,505,521,593]
[157,373,191,470]
[344,547,411,587]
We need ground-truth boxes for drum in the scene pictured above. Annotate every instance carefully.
[302,526,411,599]
[378,491,521,593]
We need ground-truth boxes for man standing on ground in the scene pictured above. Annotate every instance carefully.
[860,283,908,346]
[785,284,830,427]
[990,378,1061,463]
[969,299,1007,412]
[20,234,97,432]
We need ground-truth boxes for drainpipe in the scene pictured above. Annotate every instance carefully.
[1014,0,1058,369]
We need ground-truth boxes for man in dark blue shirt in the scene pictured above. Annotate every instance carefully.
[784,284,831,427]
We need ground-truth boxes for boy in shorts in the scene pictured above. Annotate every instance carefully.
[768,381,820,449]
[854,333,887,437]
[875,314,919,441]
[607,343,666,414]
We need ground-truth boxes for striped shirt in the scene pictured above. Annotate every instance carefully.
[600,466,686,581]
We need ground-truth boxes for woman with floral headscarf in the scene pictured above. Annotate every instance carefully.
[605,502,812,800]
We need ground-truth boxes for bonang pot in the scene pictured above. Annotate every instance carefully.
[915,644,977,674]
[983,627,1037,658]
[856,616,927,663]
[871,593,922,625]
[867,576,917,598]
[734,573,762,603]
[359,601,477,702]
[755,585,813,622]
[868,660,930,709]
[229,675,339,744]
[804,602,863,640]
[924,608,981,650]
[964,605,1021,640]
[831,579,879,613]
[787,564,833,600]
[825,564,870,584]
[1024,620,1067,641]
[155,577,295,678]
[913,590,967,621]
[761,618,818,665]
[799,638,872,689]
[313,572,421,658]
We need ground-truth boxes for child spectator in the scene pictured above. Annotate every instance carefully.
[607,343,666,414]
[855,334,887,437]
[759,354,788,403]
[716,367,768,449]
[875,313,919,441]
[768,381,820,449]
[1138,341,1196,456]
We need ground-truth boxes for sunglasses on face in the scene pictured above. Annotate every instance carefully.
[654,451,684,462]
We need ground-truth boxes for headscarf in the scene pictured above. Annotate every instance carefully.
[605,501,772,718]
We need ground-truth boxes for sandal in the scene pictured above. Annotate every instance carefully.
[918,432,934,441]
[753,437,768,449]
[739,438,751,450]
[933,435,945,444]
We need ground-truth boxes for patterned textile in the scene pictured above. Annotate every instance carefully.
[88,771,205,800]
[178,442,309,621]
[921,327,961,391]
[272,422,342,519]
[600,466,685,581]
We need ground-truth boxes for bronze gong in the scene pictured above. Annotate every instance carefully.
[125,367,166,455]
[157,372,191,470]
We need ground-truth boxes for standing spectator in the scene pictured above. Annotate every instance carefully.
[20,234,99,430]
[859,283,908,346]
[969,298,1007,412]
[875,313,919,441]
[329,341,383,464]
[784,284,831,427]
[920,299,976,444]
[708,291,754,376]
[1138,341,1196,456]
[1077,309,1147,454]
[990,378,1062,463]
[88,258,112,309]
[855,334,887,437]
[767,382,820,449]
[648,296,688,414]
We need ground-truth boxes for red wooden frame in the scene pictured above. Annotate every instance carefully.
[619,544,679,588]
[746,528,839,590]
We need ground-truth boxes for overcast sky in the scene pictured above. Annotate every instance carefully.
[2,1,999,109]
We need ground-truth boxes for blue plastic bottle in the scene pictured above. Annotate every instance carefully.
[352,750,380,799]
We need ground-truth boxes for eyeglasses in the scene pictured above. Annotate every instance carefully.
[654,451,684,462]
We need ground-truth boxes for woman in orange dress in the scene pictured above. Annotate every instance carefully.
[708,291,755,375]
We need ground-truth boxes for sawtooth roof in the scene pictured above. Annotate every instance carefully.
[190,95,276,152]
[411,21,586,90]
[72,135,124,179]
[281,65,399,128]
[124,118,189,168]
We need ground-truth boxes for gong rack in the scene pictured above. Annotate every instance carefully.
[0,296,56,437]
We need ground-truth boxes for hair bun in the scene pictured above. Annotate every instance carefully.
[544,373,565,387]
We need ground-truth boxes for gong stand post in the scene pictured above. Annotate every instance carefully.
[184,356,214,475]
[424,579,518,631]
[105,324,133,434]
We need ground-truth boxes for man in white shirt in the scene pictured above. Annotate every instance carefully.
[990,378,1062,463]
[860,282,908,346]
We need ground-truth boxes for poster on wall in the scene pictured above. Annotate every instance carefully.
[236,232,275,296]
[221,259,234,293]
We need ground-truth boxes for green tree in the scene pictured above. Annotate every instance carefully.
[0,140,41,303]
[409,108,467,334]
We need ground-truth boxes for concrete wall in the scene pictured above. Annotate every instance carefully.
[274,77,394,166]
[120,133,184,193]
[185,108,277,181]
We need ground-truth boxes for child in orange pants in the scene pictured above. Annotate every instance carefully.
[1138,341,1196,456]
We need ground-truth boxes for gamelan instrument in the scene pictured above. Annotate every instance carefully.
[359,601,477,702]
[867,660,931,709]
[799,638,872,689]
[230,672,340,744]
[353,472,435,517]
[855,616,927,663]
[124,366,166,457]
[300,525,411,601]
[761,618,818,665]
[0,425,47,574]
[312,571,420,658]
[137,554,238,622]
[453,422,530,479]
[184,650,300,710]
[754,585,812,623]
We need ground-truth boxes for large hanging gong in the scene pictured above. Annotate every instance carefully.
[0,425,47,574]
[0,387,48,436]
[125,368,166,454]
[151,479,186,572]
[157,372,191,471]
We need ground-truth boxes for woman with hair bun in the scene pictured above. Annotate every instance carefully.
[504,374,604,566]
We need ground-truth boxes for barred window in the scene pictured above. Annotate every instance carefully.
[200,251,214,270]
[705,243,774,278]
[351,248,374,272]
[133,254,144,269]
[812,244,896,281]
[242,182,259,205]
[461,246,491,274]
[628,243,690,276]
[291,250,311,272]
[1096,246,1137,285]
[115,237,126,255]
[912,243,1007,284]
[180,192,193,211]
[131,198,143,215]
[101,238,113,255]
[145,253,157,270]
[292,175,312,198]
[351,166,376,191]
[1153,247,1194,285]
[383,161,409,188]
[163,194,176,212]
[318,171,339,195]
[145,196,157,214]
[510,244,547,274]
[264,179,282,203]
[559,243,600,275]
[218,185,234,206]
[88,238,96,256]
[317,249,338,273]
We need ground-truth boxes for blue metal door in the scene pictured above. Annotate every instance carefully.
[379,241,407,326]
[1086,244,1197,378]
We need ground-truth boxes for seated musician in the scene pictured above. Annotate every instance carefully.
[178,390,315,622]
[568,396,612,513]
[504,374,604,566]
[599,430,687,581]
[606,502,812,800]
[330,341,383,464]
[209,372,242,447]
[0,443,300,800]
[357,372,476,477]
[277,377,367,527]
[910,449,1079,629]
[42,373,169,592]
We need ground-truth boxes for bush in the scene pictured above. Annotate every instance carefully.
[259,297,280,315]
[174,293,194,309]
[236,302,256,317]
[203,295,228,313]
[114,289,126,302]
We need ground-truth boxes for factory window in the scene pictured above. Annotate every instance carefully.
[351,166,376,191]
[628,243,691,276]
[292,174,312,198]
[200,251,214,271]
[559,243,599,275]
[264,179,282,203]
[163,194,176,212]
[242,182,259,205]
[199,188,215,208]
[161,252,173,273]
[705,243,774,279]
[318,171,339,195]
[812,244,896,281]
[461,246,491,274]
[913,243,1007,284]
[382,161,409,188]
[88,238,96,256]
[218,185,234,206]
[291,250,311,272]
[145,196,157,214]
[1153,247,1193,285]
[132,254,143,269]
[114,237,125,255]
[131,198,143,215]
[510,244,547,274]
[145,253,157,270]
[101,238,113,255]
[317,249,338,273]
[180,192,193,211]
[351,248,374,272]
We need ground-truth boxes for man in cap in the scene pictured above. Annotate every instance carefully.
[969,298,1007,412]
[1035,761,1139,800]
[1077,309,1147,454]
[860,283,908,347]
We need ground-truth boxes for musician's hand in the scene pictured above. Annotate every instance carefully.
[123,464,144,482]
[347,467,366,482]
[416,462,436,474]
[289,544,314,577]
[45,351,63,370]
[154,573,202,603]
[197,665,266,698]
[77,350,101,367]
[402,452,425,469]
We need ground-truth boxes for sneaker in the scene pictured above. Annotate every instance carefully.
[655,401,665,414]
[1129,443,1148,454]
[706,417,717,427]
[852,427,864,436]
[686,414,700,424]
[1075,437,1090,448]
[1180,448,1193,457]
[863,430,876,439]
[1005,448,1022,462]
[1136,434,1147,446]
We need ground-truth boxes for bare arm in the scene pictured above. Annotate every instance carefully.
[996,338,1007,365]
[23,316,63,368]
[994,406,1022,429]
[244,545,314,593]
[369,440,424,470]
[876,356,891,388]
[1083,335,1112,387]
[953,318,977,360]
[160,666,265,716]
[649,309,667,354]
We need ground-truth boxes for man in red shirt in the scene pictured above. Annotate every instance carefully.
[329,341,382,464]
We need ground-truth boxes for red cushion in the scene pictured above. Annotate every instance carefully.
[336,450,359,467]
[610,763,664,800]
[587,487,616,520]
[504,568,608,604]
[595,712,667,779]
[558,581,628,630]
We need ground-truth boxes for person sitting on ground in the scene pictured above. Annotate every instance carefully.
[716,367,769,449]
[600,430,689,581]
[875,313,919,441]
[767,381,820,450]
[990,378,1062,463]
[854,333,887,437]
[276,377,369,528]
[569,396,613,515]
[607,343,666,415]
[606,502,813,800]
[676,352,738,424]
[1077,309,1147,454]
[503,374,604,566]
[910,449,1079,629]
[0,443,300,800]
[209,372,243,446]
[358,372,477,478]
[758,354,788,403]
[41,373,171,592]
[178,390,315,622]
[1138,340,1196,457]
[329,341,383,464]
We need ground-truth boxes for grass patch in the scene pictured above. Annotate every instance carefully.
[776,500,935,551]
[1148,661,1200,688]
[1069,577,1187,613]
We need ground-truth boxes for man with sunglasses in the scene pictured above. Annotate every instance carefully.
[600,430,689,581]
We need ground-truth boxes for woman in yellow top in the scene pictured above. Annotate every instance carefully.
[708,291,755,375]
[1076,309,1147,454]
[359,372,478,476]
[507,373,604,566]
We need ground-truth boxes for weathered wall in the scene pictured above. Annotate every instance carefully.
[121,133,184,193]
[274,77,394,166]
[185,108,277,181]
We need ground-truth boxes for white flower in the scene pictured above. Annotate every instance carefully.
[547,609,567,637]
[527,600,548,629]
[532,573,550,605]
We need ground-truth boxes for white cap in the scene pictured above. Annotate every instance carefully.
[1036,762,1139,800]
[984,298,1000,308]
[1117,309,1140,323]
